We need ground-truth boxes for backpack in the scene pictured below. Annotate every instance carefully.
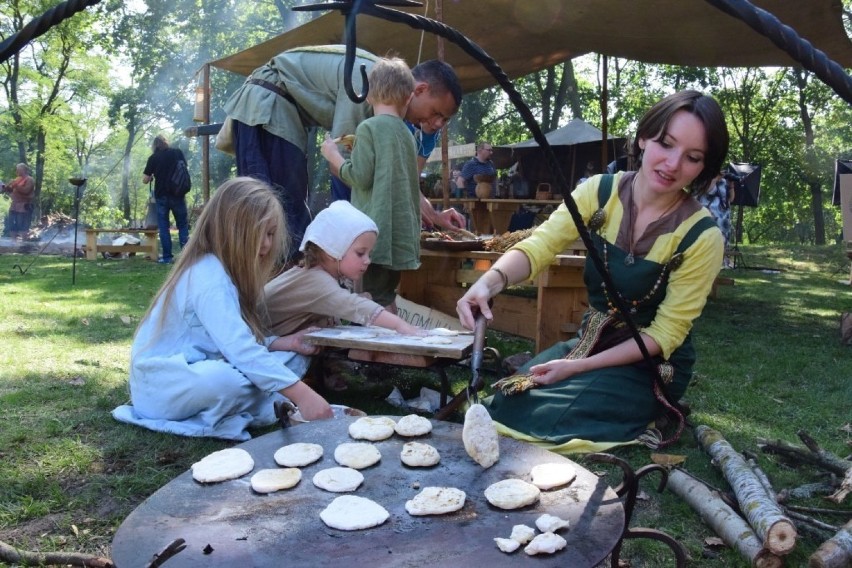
[170,155,191,197]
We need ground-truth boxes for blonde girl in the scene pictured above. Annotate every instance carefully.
[113,177,332,440]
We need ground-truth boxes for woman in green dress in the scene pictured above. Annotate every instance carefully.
[456,91,728,454]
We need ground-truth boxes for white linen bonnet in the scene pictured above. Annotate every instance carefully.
[299,200,379,260]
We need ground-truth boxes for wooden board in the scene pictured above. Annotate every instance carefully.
[303,325,474,359]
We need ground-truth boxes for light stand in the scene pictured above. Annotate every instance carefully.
[69,177,86,285]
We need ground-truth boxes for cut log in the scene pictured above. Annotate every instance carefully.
[696,425,798,556]
[809,519,852,568]
[667,469,782,568]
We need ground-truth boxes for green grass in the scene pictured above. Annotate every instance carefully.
[0,245,850,566]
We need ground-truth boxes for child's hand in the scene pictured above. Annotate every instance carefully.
[270,328,321,356]
[398,323,427,337]
[320,135,342,161]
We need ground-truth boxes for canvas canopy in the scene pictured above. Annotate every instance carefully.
[210,0,852,93]
[492,119,628,192]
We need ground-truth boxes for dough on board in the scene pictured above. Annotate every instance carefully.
[421,335,453,345]
[428,327,459,336]
[273,442,324,467]
[191,448,254,483]
[337,330,378,340]
[320,495,389,530]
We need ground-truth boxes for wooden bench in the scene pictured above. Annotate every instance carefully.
[85,228,158,260]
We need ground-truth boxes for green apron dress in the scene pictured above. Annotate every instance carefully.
[487,175,716,448]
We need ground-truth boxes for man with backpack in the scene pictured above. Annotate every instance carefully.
[143,134,191,264]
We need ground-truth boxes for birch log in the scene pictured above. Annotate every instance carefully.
[809,520,852,568]
[667,469,782,568]
[696,425,797,556]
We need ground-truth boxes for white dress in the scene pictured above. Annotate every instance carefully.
[112,254,310,441]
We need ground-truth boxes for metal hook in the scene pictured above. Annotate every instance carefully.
[342,0,368,103]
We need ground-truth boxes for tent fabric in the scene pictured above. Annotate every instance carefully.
[492,119,628,171]
[210,0,852,92]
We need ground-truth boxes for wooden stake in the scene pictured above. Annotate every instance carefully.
[696,425,798,555]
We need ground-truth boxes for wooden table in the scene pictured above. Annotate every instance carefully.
[446,198,563,235]
[84,228,158,260]
[400,249,588,353]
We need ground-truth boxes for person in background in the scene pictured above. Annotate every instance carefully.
[698,172,735,266]
[143,134,190,264]
[264,200,424,391]
[112,177,332,441]
[457,90,728,454]
[1,163,36,241]
[321,57,421,314]
[460,141,497,197]
[222,45,465,259]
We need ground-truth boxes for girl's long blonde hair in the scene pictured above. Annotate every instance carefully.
[141,177,288,341]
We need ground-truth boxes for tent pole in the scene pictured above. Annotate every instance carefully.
[600,55,609,171]
[436,0,450,211]
[202,63,210,203]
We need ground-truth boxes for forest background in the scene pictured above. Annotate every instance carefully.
[1,0,851,246]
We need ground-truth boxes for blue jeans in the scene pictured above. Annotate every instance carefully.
[156,195,189,261]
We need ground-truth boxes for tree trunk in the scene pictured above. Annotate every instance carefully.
[667,469,782,568]
[121,119,137,221]
[809,520,852,568]
[696,425,798,556]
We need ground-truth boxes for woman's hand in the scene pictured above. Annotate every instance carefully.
[270,327,321,356]
[320,135,341,161]
[435,208,466,230]
[456,279,493,330]
[529,359,586,386]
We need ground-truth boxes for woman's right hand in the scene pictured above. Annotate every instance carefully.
[456,278,493,330]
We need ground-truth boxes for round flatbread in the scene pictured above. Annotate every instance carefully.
[320,495,389,530]
[349,416,396,441]
[273,442,324,467]
[530,462,577,490]
[405,487,466,516]
[312,466,364,492]
[421,335,453,344]
[394,414,433,437]
[400,442,441,467]
[334,442,382,469]
[250,468,301,493]
[191,448,254,483]
[484,479,541,510]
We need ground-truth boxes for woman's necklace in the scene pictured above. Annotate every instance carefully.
[624,175,684,266]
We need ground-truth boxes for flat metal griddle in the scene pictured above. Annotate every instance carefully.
[112,418,624,567]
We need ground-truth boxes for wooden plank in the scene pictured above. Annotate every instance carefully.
[303,326,473,359]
